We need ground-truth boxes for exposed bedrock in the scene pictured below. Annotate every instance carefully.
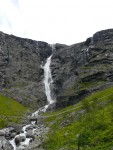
[51,29,113,108]
[0,31,52,109]
[1,29,113,109]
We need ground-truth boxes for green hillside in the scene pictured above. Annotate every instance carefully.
[0,94,27,128]
[43,86,113,150]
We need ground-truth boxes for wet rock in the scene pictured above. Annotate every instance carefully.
[29,117,37,124]
[0,136,13,150]
[0,127,15,140]
[16,145,26,150]
[1,127,15,134]
[10,132,17,138]
[15,135,26,146]
[24,125,34,131]
[26,130,35,141]
[0,130,5,136]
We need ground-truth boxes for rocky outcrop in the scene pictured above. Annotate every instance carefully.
[0,31,52,109]
[51,29,113,108]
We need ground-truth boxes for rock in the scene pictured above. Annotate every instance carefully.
[1,29,113,110]
[29,117,37,124]
[26,130,35,141]
[0,130,5,136]
[84,37,92,46]
[0,31,52,109]
[0,136,13,150]
[16,145,26,150]
[50,29,113,108]
[93,29,113,43]
[15,135,26,146]
[10,132,17,138]
[24,125,34,131]
[0,142,2,149]
[1,127,15,134]
[0,127,15,140]
[9,124,24,135]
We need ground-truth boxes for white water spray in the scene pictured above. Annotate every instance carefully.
[43,55,54,104]
[10,124,31,150]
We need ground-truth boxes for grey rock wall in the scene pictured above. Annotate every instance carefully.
[1,29,113,110]
[51,29,113,108]
[0,31,52,109]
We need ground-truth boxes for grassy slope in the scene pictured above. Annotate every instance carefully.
[0,94,27,128]
[43,86,113,150]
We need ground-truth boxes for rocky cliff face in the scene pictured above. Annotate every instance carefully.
[51,29,113,108]
[0,29,113,110]
[0,31,52,109]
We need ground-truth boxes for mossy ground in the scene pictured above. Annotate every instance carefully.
[42,86,113,150]
[0,94,27,128]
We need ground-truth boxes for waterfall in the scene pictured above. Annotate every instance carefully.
[32,53,55,116]
[43,55,54,104]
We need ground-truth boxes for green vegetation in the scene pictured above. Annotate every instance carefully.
[79,81,105,90]
[0,94,27,128]
[64,80,105,96]
[43,86,113,150]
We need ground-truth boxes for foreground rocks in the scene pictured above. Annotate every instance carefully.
[0,136,13,150]
[0,127,14,149]
[15,135,26,146]
[0,122,49,150]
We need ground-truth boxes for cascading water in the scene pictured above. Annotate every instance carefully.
[9,46,55,150]
[32,53,54,116]
[44,55,54,104]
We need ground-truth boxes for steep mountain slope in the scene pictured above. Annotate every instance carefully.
[51,29,113,108]
[0,31,52,109]
[42,86,113,150]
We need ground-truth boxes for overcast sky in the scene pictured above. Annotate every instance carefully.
[0,0,113,45]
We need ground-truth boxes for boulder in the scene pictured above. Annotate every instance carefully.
[0,130,5,136]
[0,136,13,150]
[15,135,26,146]
[26,130,35,141]
[16,145,26,150]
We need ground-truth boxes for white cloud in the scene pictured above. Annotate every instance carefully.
[0,0,113,44]
[0,0,26,36]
